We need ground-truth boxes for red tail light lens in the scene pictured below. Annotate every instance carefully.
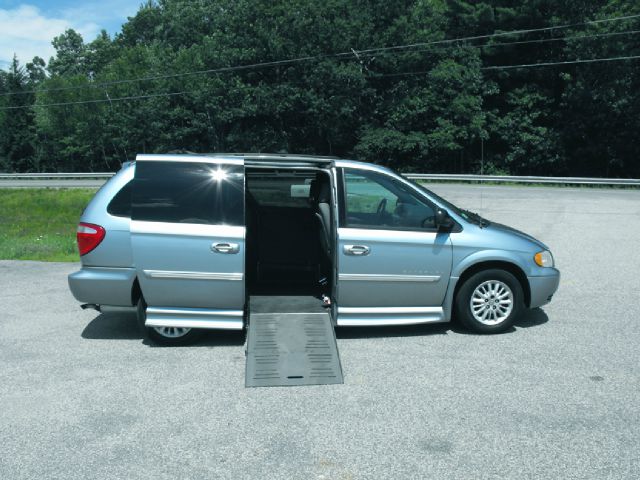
[77,223,106,256]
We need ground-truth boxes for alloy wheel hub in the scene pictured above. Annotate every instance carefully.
[470,280,514,326]
[153,326,191,338]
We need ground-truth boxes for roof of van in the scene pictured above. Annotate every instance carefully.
[135,153,340,163]
[133,153,390,174]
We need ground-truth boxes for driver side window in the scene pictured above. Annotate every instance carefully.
[342,169,436,230]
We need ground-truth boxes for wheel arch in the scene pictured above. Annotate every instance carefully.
[454,260,531,308]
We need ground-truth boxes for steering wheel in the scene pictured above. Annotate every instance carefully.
[376,197,388,216]
[421,216,436,228]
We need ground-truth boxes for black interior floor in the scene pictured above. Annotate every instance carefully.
[248,276,324,294]
[249,295,326,313]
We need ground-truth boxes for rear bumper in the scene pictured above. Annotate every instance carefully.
[528,269,560,308]
[68,267,136,307]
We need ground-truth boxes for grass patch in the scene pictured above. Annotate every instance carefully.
[0,189,97,262]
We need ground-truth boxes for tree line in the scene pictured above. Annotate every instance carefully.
[0,0,639,177]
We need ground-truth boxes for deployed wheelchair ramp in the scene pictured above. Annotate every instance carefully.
[246,296,343,387]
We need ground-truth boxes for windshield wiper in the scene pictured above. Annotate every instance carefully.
[460,209,490,228]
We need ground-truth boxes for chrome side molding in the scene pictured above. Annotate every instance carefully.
[338,273,440,282]
[143,270,243,281]
[337,306,445,326]
[145,306,244,330]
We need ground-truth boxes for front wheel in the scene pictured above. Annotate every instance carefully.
[454,269,524,334]
[136,298,203,346]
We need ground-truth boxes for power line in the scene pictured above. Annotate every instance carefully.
[0,55,319,97]
[3,52,639,111]
[377,54,640,78]
[488,28,640,48]
[1,91,189,110]
[377,29,640,58]
[346,13,640,57]
[481,53,640,71]
[1,12,639,97]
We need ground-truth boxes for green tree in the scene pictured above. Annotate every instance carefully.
[0,57,37,171]
[560,0,640,176]
[2,0,639,176]
[48,29,86,77]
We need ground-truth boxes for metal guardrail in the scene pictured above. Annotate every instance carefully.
[0,171,639,186]
[404,173,640,186]
[0,172,114,179]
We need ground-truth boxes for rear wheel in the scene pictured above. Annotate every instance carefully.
[136,298,202,346]
[454,269,524,334]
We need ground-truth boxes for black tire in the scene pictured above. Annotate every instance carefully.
[454,269,524,334]
[136,298,203,346]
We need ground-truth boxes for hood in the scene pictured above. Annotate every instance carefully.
[485,222,548,251]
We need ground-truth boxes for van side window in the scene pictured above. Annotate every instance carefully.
[342,169,436,230]
[107,180,132,217]
[132,161,244,225]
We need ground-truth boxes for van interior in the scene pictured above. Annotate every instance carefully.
[245,167,333,307]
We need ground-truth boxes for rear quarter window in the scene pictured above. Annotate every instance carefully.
[107,180,132,217]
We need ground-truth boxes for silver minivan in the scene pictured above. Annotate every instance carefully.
[69,153,559,345]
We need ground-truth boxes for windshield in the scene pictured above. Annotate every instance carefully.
[408,179,490,226]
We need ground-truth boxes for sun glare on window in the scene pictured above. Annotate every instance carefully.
[210,168,228,181]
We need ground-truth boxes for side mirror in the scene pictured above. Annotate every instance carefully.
[435,208,454,229]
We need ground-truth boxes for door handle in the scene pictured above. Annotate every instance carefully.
[211,242,239,254]
[344,245,370,256]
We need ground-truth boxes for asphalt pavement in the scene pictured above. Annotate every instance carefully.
[1,184,639,479]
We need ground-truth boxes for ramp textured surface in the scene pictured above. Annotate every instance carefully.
[246,311,343,387]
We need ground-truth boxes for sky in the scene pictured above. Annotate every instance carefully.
[0,1,139,69]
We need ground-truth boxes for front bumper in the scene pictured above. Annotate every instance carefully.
[68,267,136,307]
[527,268,560,308]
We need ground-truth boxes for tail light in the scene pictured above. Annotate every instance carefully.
[77,223,106,256]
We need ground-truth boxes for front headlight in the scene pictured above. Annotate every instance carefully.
[534,250,554,268]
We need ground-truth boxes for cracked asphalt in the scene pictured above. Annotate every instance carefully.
[1,184,639,479]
